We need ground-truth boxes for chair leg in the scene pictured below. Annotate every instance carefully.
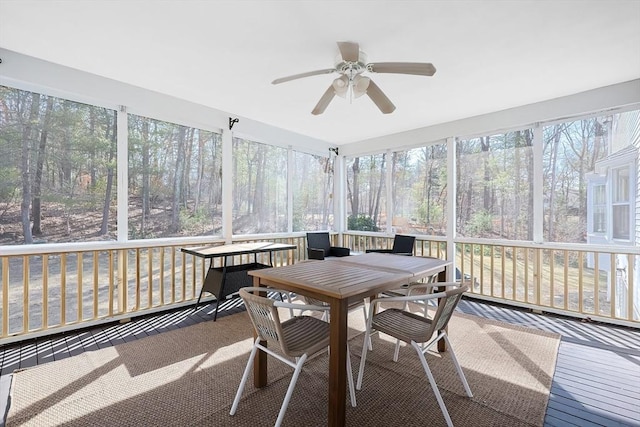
[356,328,371,390]
[411,341,454,427]
[393,339,402,362]
[230,338,259,416]
[442,334,473,397]
[347,344,357,407]
[361,305,372,351]
[274,353,308,427]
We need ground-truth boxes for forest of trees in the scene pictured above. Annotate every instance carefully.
[346,115,632,243]
[0,86,118,244]
[0,84,636,246]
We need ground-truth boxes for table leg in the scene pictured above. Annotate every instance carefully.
[253,276,268,388]
[328,297,348,427]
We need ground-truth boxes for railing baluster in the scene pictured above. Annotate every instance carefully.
[511,246,516,301]
[610,253,616,319]
[148,248,153,309]
[108,250,114,316]
[627,254,634,322]
[160,248,166,306]
[93,251,99,319]
[171,247,176,304]
[594,252,600,316]
[578,251,584,315]
[23,256,29,333]
[564,251,569,311]
[2,257,8,337]
[43,255,49,330]
[135,248,141,311]
[77,252,83,323]
[61,253,67,325]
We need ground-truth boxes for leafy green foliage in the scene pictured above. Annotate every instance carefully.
[348,215,379,231]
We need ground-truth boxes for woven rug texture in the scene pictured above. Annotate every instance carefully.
[6,307,560,426]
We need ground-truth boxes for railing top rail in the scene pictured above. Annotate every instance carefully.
[453,237,640,254]
[0,234,309,256]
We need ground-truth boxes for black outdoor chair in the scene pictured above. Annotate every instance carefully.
[366,234,415,256]
[306,232,351,260]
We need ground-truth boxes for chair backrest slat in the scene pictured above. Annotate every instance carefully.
[240,288,284,347]
[428,285,468,335]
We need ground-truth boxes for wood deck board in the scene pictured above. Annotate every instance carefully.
[550,385,640,421]
[547,393,639,426]
[0,297,638,427]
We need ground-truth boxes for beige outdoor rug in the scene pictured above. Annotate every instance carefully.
[6,308,560,426]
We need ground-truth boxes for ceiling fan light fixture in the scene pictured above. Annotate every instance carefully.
[332,75,349,98]
[352,75,370,98]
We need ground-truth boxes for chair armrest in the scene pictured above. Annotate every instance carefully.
[329,246,351,257]
[371,291,447,306]
[365,249,393,254]
[274,300,330,314]
[307,247,325,260]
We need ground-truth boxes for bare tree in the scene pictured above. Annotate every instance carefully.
[31,96,53,236]
[100,110,117,235]
[170,126,186,233]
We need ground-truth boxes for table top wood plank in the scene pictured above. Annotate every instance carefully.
[181,242,296,258]
[332,252,452,277]
[249,260,410,300]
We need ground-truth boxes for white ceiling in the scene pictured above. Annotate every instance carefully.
[1,0,639,145]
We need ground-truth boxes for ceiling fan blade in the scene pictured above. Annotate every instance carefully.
[337,41,360,62]
[366,80,396,114]
[368,62,436,76]
[311,85,336,115]
[272,68,336,85]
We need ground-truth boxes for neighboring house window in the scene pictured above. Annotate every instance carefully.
[612,166,631,240]
[593,184,607,233]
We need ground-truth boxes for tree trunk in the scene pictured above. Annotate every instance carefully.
[481,136,491,212]
[20,93,40,244]
[372,154,385,226]
[100,110,117,235]
[349,157,360,217]
[32,96,53,236]
[194,132,205,212]
[547,125,562,241]
[142,117,150,237]
[170,126,186,233]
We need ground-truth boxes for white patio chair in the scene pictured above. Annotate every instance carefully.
[231,287,357,427]
[356,283,472,427]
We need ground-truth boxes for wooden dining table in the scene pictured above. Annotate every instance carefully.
[248,253,451,427]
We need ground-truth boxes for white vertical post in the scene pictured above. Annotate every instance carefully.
[287,146,293,233]
[222,130,233,243]
[117,106,128,242]
[386,149,393,235]
[116,106,128,313]
[334,152,345,242]
[533,124,544,243]
[446,137,456,281]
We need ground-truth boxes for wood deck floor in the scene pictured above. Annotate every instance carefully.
[1,297,639,426]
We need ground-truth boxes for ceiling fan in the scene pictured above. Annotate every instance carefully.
[271,41,436,115]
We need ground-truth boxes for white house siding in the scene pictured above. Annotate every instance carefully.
[586,110,640,319]
[612,110,640,320]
